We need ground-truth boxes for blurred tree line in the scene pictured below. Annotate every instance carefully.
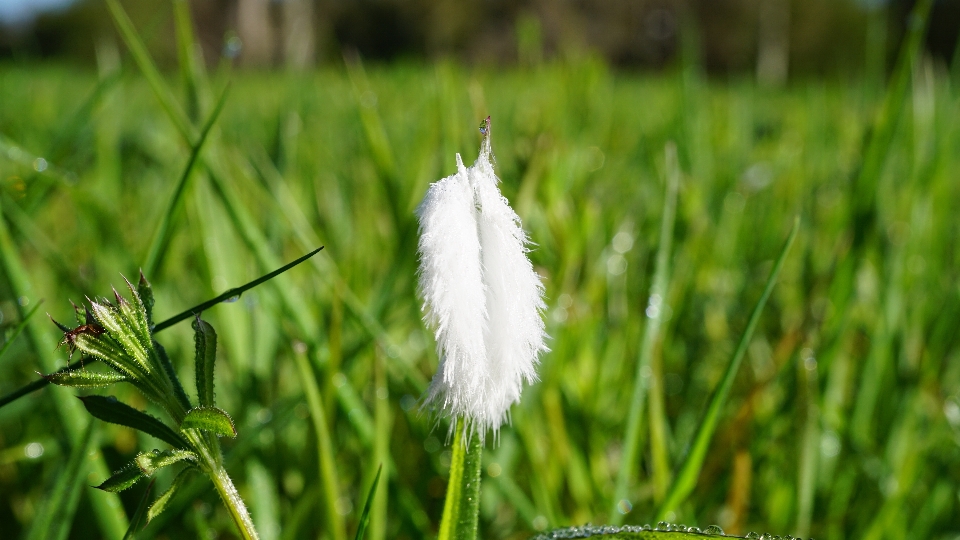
[1,0,959,78]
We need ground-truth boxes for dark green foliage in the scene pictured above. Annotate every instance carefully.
[95,465,146,493]
[78,395,188,449]
[122,479,154,540]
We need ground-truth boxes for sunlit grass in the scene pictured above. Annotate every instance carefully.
[0,12,959,537]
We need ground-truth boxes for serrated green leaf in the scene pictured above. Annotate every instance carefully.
[45,368,127,388]
[192,317,217,408]
[135,449,197,476]
[181,406,236,437]
[79,395,188,448]
[147,468,193,523]
[95,464,145,493]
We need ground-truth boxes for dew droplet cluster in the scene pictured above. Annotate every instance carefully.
[528,523,814,540]
[528,523,727,539]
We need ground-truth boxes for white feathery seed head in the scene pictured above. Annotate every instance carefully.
[415,116,548,443]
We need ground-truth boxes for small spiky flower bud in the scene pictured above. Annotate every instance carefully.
[416,117,548,442]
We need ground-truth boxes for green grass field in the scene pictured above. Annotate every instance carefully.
[1,8,959,538]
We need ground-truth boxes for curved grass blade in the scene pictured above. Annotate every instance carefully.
[0,246,324,409]
[154,245,324,332]
[172,0,207,120]
[248,146,427,393]
[293,343,347,540]
[26,419,98,540]
[104,0,195,140]
[79,395,188,449]
[142,84,230,278]
[851,0,933,242]
[122,479,155,540]
[355,464,383,540]
[610,142,680,524]
[655,217,799,520]
[0,301,42,361]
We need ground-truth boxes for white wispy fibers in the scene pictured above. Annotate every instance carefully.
[416,118,548,442]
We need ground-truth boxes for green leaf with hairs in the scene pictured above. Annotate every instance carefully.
[181,406,236,438]
[192,317,217,407]
[147,468,194,523]
[135,449,197,476]
[79,395,188,448]
[45,368,127,388]
[95,464,145,493]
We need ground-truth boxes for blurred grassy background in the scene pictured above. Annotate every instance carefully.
[1,1,960,539]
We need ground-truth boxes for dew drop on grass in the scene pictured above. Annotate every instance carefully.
[24,442,43,458]
[224,294,241,303]
[703,524,725,535]
[656,521,669,531]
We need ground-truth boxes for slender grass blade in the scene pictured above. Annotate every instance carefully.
[655,217,799,519]
[611,142,680,523]
[26,419,98,540]
[355,464,383,540]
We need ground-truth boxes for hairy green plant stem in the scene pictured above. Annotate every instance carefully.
[184,429,258,539]
[438,419,483,540]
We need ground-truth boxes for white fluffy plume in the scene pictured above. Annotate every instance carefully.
[416,117,548,442]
